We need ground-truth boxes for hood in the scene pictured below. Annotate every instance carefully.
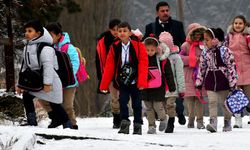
[58,32,71,47]
[227,25,250,35]
[186,23,206,41]
[24,28,53,45]
[158,43,170,60]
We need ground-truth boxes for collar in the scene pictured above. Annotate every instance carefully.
[159,19,168,24]
[122,40,130,48]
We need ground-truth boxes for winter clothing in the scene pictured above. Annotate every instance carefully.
[147,126,156,134]
[223,120,232,132]
[118,120,131,134]
[165,117,175,133]
[185,96,204,126]
[144,17,186,47]
[133,123,142,135]
[206,117,217,133]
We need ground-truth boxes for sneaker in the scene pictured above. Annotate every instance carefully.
[223,120,232,132]
[147,126,156,134]
[159,116,169,131]
[197,122,205,129]
[233,113,242,128]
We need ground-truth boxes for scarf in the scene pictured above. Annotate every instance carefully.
[188,40,199,68]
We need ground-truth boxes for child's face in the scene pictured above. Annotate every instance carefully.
[49,32,61,44]
[110,25,118,37]
[117,27,131,43]
[233,18,245,33]
[146,45,157,57]
[24,27,41,41]
[194,33,203,41]
[204,33,213,49]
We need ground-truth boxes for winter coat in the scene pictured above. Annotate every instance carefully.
[100,39,148,90]
[180,42,207,97]
[143,17,186,47]
[54,32,80,88]
[141,53,176,101]
[196,44,238,91]
[165,52,185,97]
[224,25,250,86]
[20,28,62,104]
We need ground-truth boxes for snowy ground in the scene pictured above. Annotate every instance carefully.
[1,116,250,150]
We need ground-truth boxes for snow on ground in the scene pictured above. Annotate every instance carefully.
[1,116,250,150]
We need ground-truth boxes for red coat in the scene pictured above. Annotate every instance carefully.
[100,39,148,90]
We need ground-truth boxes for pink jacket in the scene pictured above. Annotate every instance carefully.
[225,26,250,85]
[180,42,207,97]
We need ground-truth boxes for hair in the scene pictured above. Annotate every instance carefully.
[190,28,206,41]
[232,15,249,26]
[109,19,121,29]
[24,20,44,35]
[117,22,131,31]
[156,1,169,11]
[144,38,159,47]
[45,22,63,35]
[205,28,225,42]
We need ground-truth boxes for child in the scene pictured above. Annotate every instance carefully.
[196,28,238,132]
[142,35,176,134]
[159,32,185,133]
[100,22,148,135]
[43,22,80,129]
[224,15,250,128]
[96,19,121,128]
[16,20,72,128]
[179,23,207,129]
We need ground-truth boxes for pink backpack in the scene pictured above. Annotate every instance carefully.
[61,44,88,83]
[147,66,162,88]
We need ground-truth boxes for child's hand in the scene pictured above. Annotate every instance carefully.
[178,92,185,98]
[16,86,23,94]
[43,84,52,93]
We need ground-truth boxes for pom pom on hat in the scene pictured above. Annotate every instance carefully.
[159,31,174,50]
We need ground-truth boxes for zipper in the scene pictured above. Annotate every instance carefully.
[27,51,31,65]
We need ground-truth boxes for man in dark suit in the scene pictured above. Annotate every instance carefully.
[143,1,186,127]
[143,1,185,47]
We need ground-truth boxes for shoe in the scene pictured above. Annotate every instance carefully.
[233,113,242,128]
[197,122,205,129]
[187,117,195,128]
[147,126,156,134]
[113,113,121,129]
[206,117,217,133]
[159,116,168,131]
[48,119,62,128]
[118,120,130,134]
[223,120,232,132]
[177,114,186,125]
[72,125,78,130]
[165,117,175,133]
[21,112,37,126]
[63,120,72,129]
[133,123,142,135]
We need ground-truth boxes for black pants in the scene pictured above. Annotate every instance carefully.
[175,97,184,116]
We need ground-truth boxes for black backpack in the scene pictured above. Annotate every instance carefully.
[37,42,75,88]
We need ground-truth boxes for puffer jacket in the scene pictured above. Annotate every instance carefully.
[19,28,63,104]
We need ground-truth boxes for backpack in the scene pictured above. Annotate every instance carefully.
[37,42,75,88]
[61,44,89,83]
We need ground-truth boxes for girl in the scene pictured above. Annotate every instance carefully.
[196,28,238,132]
[224,15,250,128]
[180,23,207,129]
[142,35,176,134]
[16,20,71,128]
[159,31,185,133]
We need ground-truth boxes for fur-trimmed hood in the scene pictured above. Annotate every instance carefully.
[227,25,250,35]
[158,42,170,60]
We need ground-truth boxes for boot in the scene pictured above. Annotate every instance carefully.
[118,120,131,134]
[47,111,63,128]
[206,117,217,133]
[187,117,195,128]
[133,123,142,135]
[113,113,121,129]
[223,119,232,132]
[21,112,38,126]
[72,125,78,130]
[147,126,156,134]
[176,97,185,125]
[197,122,205,129]
[165,117,175,133]
[63,120,73,129]
[233,113,242,128]
[177,114,186,125]
[159,116,168,131]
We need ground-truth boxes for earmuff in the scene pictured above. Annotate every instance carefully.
[208,28,219,46]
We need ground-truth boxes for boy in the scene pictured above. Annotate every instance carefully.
[96,19,121,128]
[100,22,148,135]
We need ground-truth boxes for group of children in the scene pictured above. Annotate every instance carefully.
[99,15,250,135]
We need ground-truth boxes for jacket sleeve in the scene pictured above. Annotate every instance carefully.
[164,59,176,92]
[137,42,148,88]
[196,50,207,87]
[180,42,190,66]
[67,44,80,75]
[174,55,185,93]
[99,46,115,91]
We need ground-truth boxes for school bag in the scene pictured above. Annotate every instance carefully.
[37,42,75,88]
[147,65,162,88]
[61,44,89,83]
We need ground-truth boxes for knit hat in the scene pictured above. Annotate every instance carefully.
[159,31,174,50]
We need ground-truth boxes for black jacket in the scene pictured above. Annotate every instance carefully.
[143,17,186,47]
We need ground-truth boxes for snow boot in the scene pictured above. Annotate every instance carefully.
[223,120,232,132]
[159,116,168,131]
[187,117,195,128]
[177,114,186,125]
[21,112,38,126]
[165,117,175,133]
[118,120,130,134]
[133,123,142,135]
[197,122,205,129]
[63,120,73,129]
[113,113,121,129]
[147,126,156,134]
[233,113,242,128]
[206,117,217,133]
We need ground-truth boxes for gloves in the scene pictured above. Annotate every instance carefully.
[178,93,185,98]
[247,35,250,42]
